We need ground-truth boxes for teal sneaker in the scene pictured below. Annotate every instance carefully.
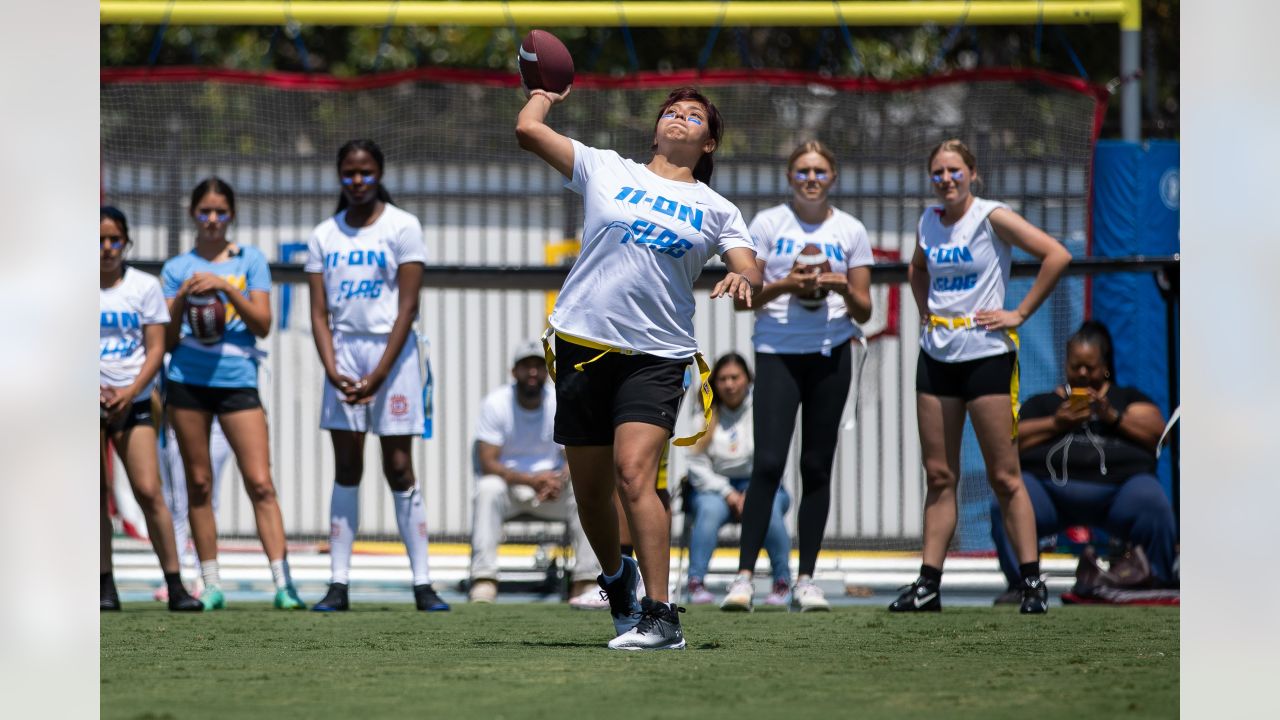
[274,585,306,610]
[201,586,227,611]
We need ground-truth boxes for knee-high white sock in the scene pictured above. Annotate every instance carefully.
[329,484,360,585]
[200,560,221,589]
[393,486,431,586]
[269,558,294,590]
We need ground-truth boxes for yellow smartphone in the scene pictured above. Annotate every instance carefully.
[1068,387,1090,410]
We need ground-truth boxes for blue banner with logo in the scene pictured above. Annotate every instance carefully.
[1092,140,1179,496]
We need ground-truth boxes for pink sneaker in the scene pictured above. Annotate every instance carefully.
[764,579,791,606]
[152,585,169,602]
[687,579,715,605]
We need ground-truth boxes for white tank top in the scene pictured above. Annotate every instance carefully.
[917,197,1016,362]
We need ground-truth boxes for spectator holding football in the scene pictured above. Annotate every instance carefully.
[989,320,1177,598]
[721,140,873,613]
[160,177,304,611]
[99,205,202,612]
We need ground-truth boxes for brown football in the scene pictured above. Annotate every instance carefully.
[519,30,574,94]
[185,293,226,344]
[792,244,831,310]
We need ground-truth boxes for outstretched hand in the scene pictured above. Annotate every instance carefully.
[711,272,755,308]
[525,86,571,105]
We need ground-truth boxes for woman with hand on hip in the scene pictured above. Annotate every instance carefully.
[890,139,1070,614]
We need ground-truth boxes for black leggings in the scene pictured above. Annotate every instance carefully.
[738,344,852,577]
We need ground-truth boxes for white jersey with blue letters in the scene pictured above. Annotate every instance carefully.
[304,203,427,335]
[917,196,1016,362]
[549,140,755,359]
[749,203,875,354]
[100,267,170,396]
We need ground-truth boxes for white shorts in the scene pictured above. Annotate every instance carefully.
[320,331,425,436]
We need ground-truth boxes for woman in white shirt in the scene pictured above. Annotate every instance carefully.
[685,353,792,606]
[891,139,1070,614]
[722,141,873,613]
[306,139,447,614]
[99,206,201,612]
[517,85,761,650]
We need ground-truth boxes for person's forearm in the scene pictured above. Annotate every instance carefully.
[373,300,418,379]
[735,278,790,311]
[1016,417,1060,452]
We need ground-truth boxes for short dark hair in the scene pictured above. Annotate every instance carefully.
[189,177,237,215]
[653,87,723,184]
[336,139,395,213]
[100,205,130,246]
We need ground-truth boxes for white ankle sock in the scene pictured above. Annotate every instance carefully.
[329,484,359,584]
[392,487,431,586]
[200,560,221,589]
[270,558,293,590]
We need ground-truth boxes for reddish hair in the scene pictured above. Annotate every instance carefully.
[653,87,724,184]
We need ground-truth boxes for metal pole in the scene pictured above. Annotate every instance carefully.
[1120,28,1141,141]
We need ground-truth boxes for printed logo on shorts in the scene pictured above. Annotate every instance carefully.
[390,394,409,416]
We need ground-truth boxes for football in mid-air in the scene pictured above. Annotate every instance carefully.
[186,293,226,344]
[519,29,574,94]
[793,244,832,310]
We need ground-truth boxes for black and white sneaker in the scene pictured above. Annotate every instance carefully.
[414,583,450,612]
[888,578,942,612]
[607,597,686,651]
[597,556,642,635]
[100,582,121,612]
[1019,575,1049,614]
[168,585,203,612]
[312,582,350,612]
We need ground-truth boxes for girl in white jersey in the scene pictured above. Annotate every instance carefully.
[517,85,761,650]
[890,139,1071,614]
[721,140,874,613]
[306,140,447,613]
[99,206,202,612]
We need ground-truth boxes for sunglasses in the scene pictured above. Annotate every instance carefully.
[930,170,966,184]
[196,210,232,223]
[792,169,830,182]
[340,173,379,186]
[100,237,126,250]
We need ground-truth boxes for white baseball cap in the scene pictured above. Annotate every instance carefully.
[511,338,545,368]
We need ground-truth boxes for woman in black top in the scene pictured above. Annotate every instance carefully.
[989,321,1177,594]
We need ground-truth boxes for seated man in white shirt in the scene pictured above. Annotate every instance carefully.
[469,339,604,607]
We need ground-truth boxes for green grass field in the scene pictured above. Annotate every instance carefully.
[102,604,1178,719]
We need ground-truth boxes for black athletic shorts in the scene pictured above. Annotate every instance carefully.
[916,350,1016,402]
[101,399,154,433]
[166,380,262,415]
[552,336,688,446]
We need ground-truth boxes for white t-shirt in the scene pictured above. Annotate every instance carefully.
[548,140,755,359]
[304,203,427,335]
[100,267,171,395]
[473,384,562,474]
[749,203,875,354]
[686,393,754,497]
[917,197,1017,362]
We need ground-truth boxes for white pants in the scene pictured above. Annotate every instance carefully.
[321,331,424,436]
[470,474,601,582]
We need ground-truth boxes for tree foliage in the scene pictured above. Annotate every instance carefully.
[101,1,1177,138]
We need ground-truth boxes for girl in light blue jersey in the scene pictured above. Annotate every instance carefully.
[161,178,304,611]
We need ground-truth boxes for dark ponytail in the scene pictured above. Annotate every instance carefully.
[335,139,394,214]
[1068,320,1117,381]
[653,87,724,184]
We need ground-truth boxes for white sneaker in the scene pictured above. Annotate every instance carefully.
[608,598,686,651]
[568,587,609,610]
[720,575,754,612]
[790,580,831,612]
[468,579,498,603]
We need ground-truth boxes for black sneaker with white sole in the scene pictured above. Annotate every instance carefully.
[1019,575,1049,614]
[607,597,686,651]
[888,578,942,612]
[597,556,642,635]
